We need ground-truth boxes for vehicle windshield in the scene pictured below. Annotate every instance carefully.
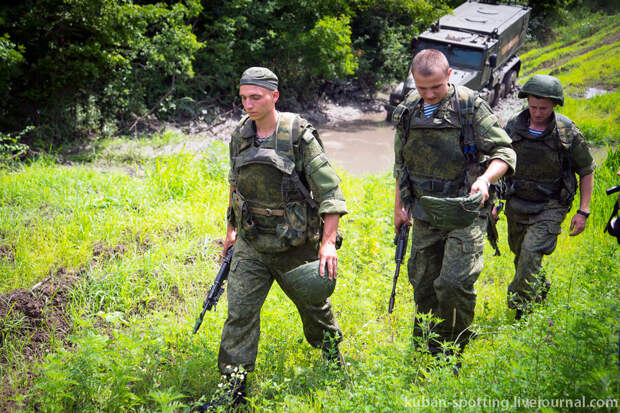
[416,40,484,69]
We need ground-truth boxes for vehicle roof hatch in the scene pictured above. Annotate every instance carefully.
[440,2,528,35]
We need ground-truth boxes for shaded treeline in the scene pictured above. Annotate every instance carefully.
[0,0,615,148]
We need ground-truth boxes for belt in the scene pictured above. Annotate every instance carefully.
[248,207,285,217]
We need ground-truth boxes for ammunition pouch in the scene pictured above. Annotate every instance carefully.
[276,201,309,248]
[231,190,320,253]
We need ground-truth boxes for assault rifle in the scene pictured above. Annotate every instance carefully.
[388,224,410,314]
[193,246,234,334]
[487,201,504,256]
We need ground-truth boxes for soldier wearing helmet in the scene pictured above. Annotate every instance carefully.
[203,67,347,409]
[499,74,596,320]
[392,49,516,363]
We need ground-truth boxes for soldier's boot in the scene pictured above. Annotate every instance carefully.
[428,334,473,376]
[515,287,549,321]
[515,309,524,321]
[200,372,247,412]
[322,341,344,369]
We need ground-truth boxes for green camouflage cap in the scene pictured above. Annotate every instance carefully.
[281,260,336,304]
[518,74,564,106]
[419,192,483,230]
[240,67,278,91]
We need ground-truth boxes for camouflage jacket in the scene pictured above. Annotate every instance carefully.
[228,112,347,252]
[392,84,516,220]
[504,109,595,215]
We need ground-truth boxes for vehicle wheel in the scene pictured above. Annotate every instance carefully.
[504,70,517,96]
[491,84,503,107]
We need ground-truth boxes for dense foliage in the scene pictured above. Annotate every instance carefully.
[0,0,202,146]
[1,0,616,147]
[0,0,446,147]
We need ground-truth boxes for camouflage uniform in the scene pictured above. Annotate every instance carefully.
[504,109,595,309]
[220,112,347,374]
[393,84,516,346]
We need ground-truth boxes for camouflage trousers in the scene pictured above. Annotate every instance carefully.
[506,208,567,310]
[217,235,342,374]
[408,216,487,346]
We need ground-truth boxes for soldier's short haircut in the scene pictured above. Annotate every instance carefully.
[411,49,450,77]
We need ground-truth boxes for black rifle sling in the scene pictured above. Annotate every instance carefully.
[455,88,477,190]
[287,115,318,209]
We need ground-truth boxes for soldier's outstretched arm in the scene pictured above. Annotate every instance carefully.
[319,214,340,280]
[470,159,509,205]
[394,181,411,233]
[223,185,237,257]
[570,173,593,236]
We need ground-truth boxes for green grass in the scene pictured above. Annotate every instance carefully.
[1,143,618,412]
[557,92,620,145]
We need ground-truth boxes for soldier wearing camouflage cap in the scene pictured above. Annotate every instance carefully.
[202,67,347,409]
[500,74,595,320]
[392,49,516,363]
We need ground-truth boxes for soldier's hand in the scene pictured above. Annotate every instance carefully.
[222,227,237,258]
[491,204,500,221]
[470,177,490,205]
[569,213,587,236]
[394,206,411,233]
[318,241,338,280]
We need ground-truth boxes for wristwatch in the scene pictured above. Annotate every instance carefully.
[577,209,590,218]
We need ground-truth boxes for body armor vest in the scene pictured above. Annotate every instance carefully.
[393,86,480,221]
[230,112,320,253]
[506,112,576,206]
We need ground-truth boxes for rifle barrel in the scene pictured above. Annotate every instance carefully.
[606,185,620,195]
[388,262,401,314]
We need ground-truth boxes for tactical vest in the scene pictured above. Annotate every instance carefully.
[392,86,483,221]
[230,112,321,253]
[505,112,577,207]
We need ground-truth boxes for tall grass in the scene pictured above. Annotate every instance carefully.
[1,143,618,412]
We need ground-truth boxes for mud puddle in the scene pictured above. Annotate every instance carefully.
[318,110,394,176]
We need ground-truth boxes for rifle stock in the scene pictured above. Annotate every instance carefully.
[388,224,410,314]
[192,246,234,334]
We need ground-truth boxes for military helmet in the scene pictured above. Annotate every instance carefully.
[419,192,483,230]
[281,260,336,304]
[518,74,564,106]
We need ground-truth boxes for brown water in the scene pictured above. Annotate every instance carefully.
[319,111,395,176]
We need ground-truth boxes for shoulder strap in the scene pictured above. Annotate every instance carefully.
[392,93,421,146]
[554,113,576,151]
[277,112,318,209]
[275,112,297,161]
[455,86,476,161]
[230,115,252,181]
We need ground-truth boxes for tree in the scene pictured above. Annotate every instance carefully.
[0,0,201,146]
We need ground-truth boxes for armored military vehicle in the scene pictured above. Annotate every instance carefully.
[386,0,530,119]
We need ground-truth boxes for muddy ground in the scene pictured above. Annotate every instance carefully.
[0,268,82,410]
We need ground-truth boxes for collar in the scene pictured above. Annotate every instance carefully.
[514,109,556,138]
[239,112,281,140]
